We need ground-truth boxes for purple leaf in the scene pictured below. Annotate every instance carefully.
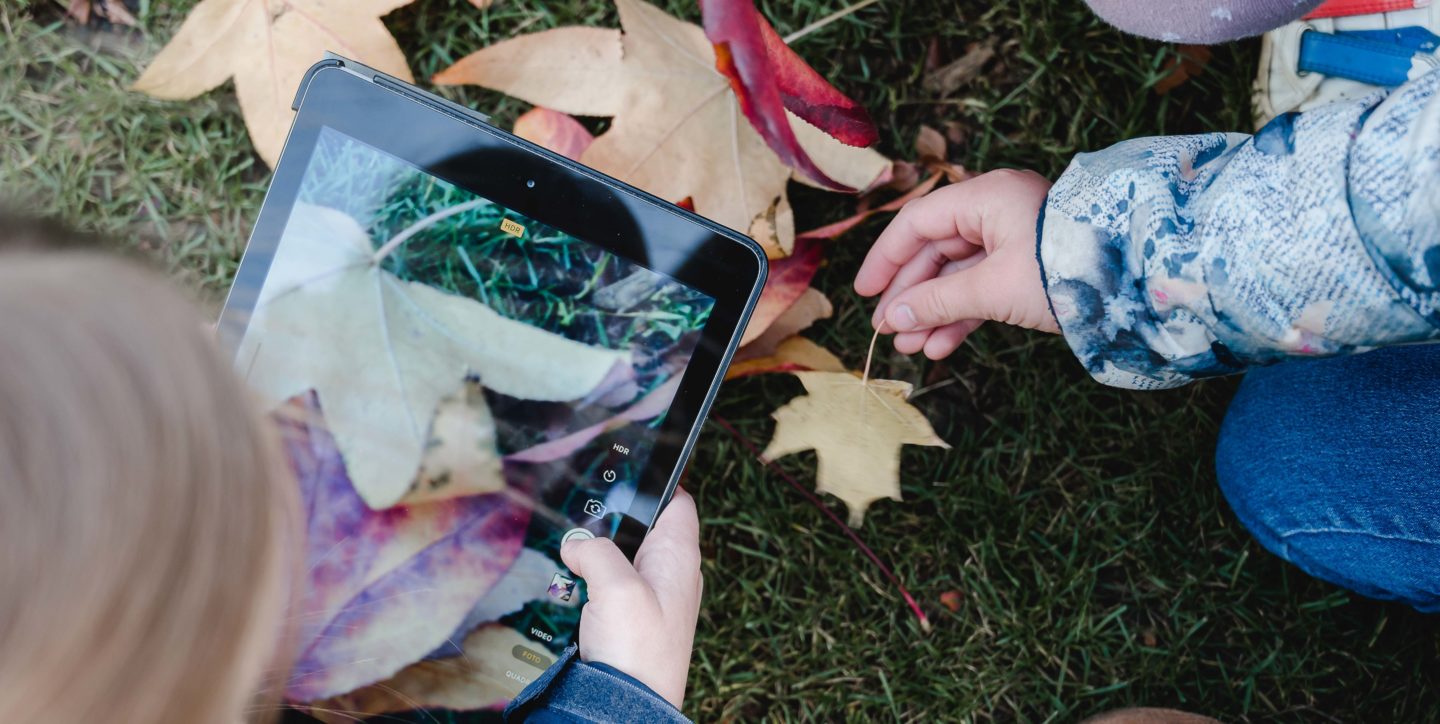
[275,393,531,702]
[505,374,682,464]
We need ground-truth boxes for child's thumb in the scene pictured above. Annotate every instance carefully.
[561,537,644,597]
[883,267,991,332]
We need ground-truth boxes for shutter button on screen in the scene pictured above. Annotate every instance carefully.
[562,528,595,545]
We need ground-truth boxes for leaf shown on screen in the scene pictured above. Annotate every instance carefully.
[762,372,949,526]
[506,374,682,464]
[433,0,889,258]
[310,624,534,721]
[131,0,416,167]
[275,394,530,702]
[237,202,628,510]
[406,380,505,505]
[429,547,577,661]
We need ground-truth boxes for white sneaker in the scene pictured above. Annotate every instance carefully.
[1254,1,1440,128]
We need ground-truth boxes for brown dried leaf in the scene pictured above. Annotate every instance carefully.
[740,286,832,358]
[132,0,416,167]
[434,0,888,257]
[923,37,997,97]
[1155,45,1212,95]
[915,125,946,162]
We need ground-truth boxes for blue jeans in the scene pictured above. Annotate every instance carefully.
[1216,344,1440,612]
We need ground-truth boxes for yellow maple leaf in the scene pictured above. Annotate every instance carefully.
[763,371,949,526]
[433,0,889,257]
[132,0,416,167]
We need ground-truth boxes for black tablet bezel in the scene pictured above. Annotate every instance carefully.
[217,58,765,558]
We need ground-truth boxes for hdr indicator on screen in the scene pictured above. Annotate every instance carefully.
[500,218,526,237]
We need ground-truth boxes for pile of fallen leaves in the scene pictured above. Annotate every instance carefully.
[129,5,969,709]
[133,0,961,529]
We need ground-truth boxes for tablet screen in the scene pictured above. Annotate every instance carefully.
[231,127,714,717]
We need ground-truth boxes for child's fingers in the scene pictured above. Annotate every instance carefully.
[892,329,932,355]
[854,183,984,297]
[634,487,702,613]
[922,319,984,359]
[561,536,647,601]
[882,262,994,332]
[874,253,987,329]
[644,487,699,552]
[871,245,947,327]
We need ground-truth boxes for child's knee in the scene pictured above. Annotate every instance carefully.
[1216,359,1440,612]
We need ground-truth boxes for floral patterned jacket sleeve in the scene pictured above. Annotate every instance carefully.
[1038,69,1440,390]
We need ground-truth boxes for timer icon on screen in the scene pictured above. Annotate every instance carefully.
[601,469,617,483]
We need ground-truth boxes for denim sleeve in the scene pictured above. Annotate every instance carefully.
[1038,68,1440,390]
[504,644,691,723]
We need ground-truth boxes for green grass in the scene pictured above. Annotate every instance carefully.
[4,1,1438,721]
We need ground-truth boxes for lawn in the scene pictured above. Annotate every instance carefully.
[3,0,1438,721]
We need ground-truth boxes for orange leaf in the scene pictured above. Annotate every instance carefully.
[796,172,943,242]
[939,590,963,612]
[1155,45,1212,95]
[726,336,845,379]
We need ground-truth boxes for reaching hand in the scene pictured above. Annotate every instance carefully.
[560,488,702,709]
[853,169,1059,359]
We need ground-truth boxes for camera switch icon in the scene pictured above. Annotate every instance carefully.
[582,498,606,519]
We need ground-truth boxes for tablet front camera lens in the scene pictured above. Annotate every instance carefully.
[526,179,536,189]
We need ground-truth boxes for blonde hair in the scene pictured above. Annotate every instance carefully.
[0,238,298,722]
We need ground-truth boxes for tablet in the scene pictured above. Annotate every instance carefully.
[217,56,764,718]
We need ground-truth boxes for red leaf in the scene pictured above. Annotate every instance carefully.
[740,237,823,345]
[513,107,595,161]
[754,15,878,147]
[700,0,877,191]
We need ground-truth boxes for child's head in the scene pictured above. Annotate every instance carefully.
[0,219,298,722]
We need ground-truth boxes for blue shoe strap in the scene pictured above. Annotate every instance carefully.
[1342,25,1440,53]
[1298,28,1440,87]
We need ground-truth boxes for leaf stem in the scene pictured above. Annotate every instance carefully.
[373,198,491,264]
[711,415,931,634]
